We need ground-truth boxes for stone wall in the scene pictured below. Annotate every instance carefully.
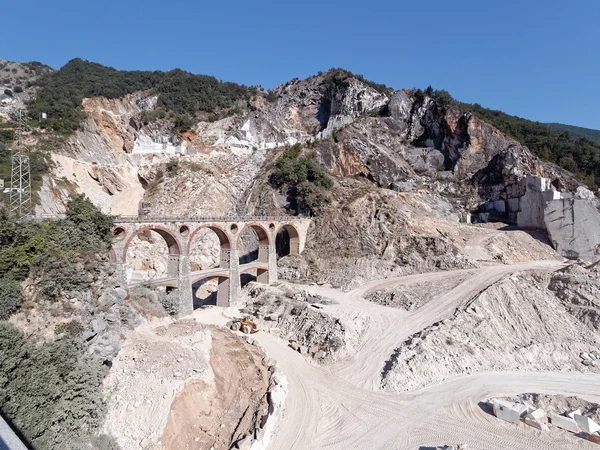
[545,198,600,262]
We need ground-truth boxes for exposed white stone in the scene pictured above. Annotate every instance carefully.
[524,417,549,431]
[492,399,527,424]
[517,176,562,229]
[549,413,579,433]
[574,414,600,434]
[525,408,547,423]
[545,198,600,262]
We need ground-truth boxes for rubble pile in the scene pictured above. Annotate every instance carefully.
[242,282,367,362]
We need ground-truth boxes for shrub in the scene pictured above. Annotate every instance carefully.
[140,109,165,124]
[265,90,278,103]
[0,278,22,320]
[64,193,114,250]
[165,159,179,176]
[0,194,112,301]
[3,89,12,97]
[0,323,107,449]
[13,86,23,94]
[55,320,85,338]
[269,144,333,215]
[173,114,195,132]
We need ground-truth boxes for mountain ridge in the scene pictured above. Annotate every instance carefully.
[547,122,600,144]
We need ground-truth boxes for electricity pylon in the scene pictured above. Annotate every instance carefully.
[9,110,32,218]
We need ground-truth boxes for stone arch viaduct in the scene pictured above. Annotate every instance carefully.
[110,216,311,316]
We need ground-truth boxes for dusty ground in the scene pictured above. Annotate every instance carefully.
[413,217,562,264]
[193,257,600,450]
[102,318,269,450]
[161,327,269,450]
[381,269,600,392]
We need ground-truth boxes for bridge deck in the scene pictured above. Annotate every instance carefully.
[128,261,267,288]
[27,215,308,223]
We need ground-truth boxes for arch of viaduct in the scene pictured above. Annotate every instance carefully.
[111,216,311,317]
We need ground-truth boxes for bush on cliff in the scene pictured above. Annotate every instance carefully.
[0,194,113,301]
[269,144,333,215]
[0,195,116,448]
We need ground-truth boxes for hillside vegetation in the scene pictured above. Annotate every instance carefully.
[0,196,117,449]
[27,58,253,134]
[547,122,600,144]
[269,144,334,215]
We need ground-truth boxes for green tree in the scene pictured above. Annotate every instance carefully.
[0,278,22,320]
[0,323,107,449]
[14,235,46,268]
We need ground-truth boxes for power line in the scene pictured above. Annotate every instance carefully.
[9,110,32,218]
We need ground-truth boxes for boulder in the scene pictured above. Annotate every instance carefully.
[524,417,549,431]
[549,413,579,433]
[574,414,600,434]
[390,181,417,192]
[588,434,600,444]
[545,198,600,262]
[525,408,547,423]
[235,435,253,450]
[492,400,527,425]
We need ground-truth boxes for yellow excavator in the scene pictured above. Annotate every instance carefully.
[228,317,259,334]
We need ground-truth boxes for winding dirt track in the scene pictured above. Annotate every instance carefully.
[196,260,600,449]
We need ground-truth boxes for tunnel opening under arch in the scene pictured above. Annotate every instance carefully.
[238,224,269,265]
[276,224,300,258]
[123,227,182,284]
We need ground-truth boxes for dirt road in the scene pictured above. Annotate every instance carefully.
[195,260,600,449]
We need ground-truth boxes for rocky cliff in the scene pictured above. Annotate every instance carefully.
[13,68,588,282]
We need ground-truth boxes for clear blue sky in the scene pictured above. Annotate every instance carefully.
[1,0,599,128]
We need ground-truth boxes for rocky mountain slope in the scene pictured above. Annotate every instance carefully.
[0,59,51,114]
[26,67,580,219]
[0,62,584,283]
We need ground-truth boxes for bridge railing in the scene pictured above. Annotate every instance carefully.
[24,215,309,223]
[113,215,309,223]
